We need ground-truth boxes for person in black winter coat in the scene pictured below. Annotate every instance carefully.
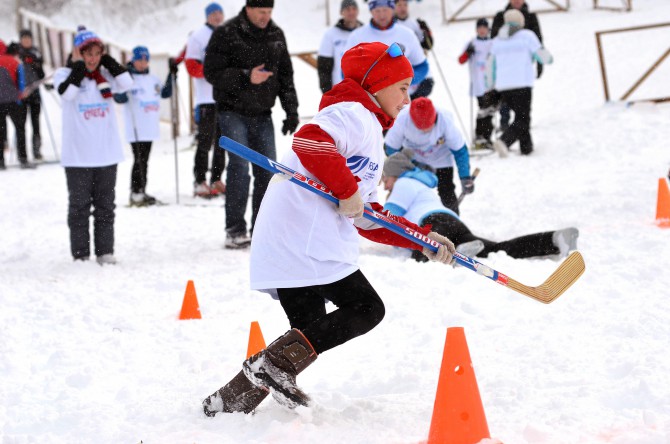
[204,0,299,249]
[18,29,45,161]
[490,0,543,131]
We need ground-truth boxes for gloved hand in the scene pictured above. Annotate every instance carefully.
[282,114,300,135]
[422,232,456,265]
[536,63,544,79]
[100,54,126,77]
[466,43,475,56]
[337,191,364,218]
[460,176,475,194]
[168,57,179,76]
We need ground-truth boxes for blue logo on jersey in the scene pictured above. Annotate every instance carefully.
[347,156,370,174]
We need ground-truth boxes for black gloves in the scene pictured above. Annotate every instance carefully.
[100,54,126,77]
[466,44,475,56]
[168,57,179,76]
[460,176,475,194]
[282,114,300,135]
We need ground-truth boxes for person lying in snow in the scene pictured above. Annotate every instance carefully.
[381,150,579,262]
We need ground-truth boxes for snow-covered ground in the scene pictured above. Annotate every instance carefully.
[1,1,670,443]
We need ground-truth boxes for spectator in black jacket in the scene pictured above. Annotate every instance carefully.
[490,0,543,132]
[204,0,299,249]
[18,29,45,161]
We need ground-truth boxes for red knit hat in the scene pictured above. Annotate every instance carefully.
[0,39,6,55]
[341,42,413,94]
[409,97,437,130]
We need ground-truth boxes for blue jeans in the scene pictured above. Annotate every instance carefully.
[219,111,276,237]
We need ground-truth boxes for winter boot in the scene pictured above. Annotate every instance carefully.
[193,181,211,198]
[33,135,43,161]
[552,228,579,258]
[243,329,318,409]
[0,156,5,171]
[202,370,270,416]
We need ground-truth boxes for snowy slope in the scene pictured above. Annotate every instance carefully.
[1,1,670,443]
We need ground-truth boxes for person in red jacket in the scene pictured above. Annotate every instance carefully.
[0,39,33,170]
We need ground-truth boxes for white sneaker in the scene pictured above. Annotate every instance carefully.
[96,254,117,265]
[493,139,509,158]
[552,228,579,258]
[224,234,251,249]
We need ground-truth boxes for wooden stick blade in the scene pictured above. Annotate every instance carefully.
[506,252,586,304]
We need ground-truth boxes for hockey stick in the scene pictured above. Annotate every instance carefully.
[219,137,585,303]
[457,167,480,204]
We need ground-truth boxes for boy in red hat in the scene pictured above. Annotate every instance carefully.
[385,96,474,215]
[203,42,456,415]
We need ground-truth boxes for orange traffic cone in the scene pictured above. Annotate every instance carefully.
[656,178,670,228]
[427,327,490,444]
[179,280,201,320]
[246,321,267,358]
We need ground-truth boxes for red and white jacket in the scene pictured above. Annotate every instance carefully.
[250,78,428,295]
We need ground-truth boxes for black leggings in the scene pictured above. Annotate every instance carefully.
[422,213,559,259]
[277,270,385,355]
[130,141,152,193]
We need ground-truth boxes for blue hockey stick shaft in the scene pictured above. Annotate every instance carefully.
[219,136,511,287]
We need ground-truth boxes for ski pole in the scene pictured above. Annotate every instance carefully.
[170,71,180,204]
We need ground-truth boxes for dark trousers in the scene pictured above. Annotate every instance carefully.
[130,141,152,193]
[24,92,41,141]
[475,90,498,142]
[277,270,385,354]
[436,167,459,215]
[422,213,558,259]
[500,87,533,154]
[219,111,275,236]
[193,103,225,184]
[65,165,117,259]
[0,102,27,162]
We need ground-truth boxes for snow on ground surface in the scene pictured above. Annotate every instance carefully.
[1,1,670,443]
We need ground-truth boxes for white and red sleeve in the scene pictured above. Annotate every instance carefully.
[292,123,359,200]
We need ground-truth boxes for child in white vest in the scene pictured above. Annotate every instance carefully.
[114,46,175,206]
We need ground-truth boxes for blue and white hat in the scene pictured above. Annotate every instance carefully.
[368,0,395,10]
[132,46,150,61]
[74,26,103,51]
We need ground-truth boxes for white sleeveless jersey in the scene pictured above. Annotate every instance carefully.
[318,26,354,88]
[53,67,132,167]
[122,73,163,143]
[249,101,385,294]
[185,24,215,106]
[463,38,493,97]
[489,28,542,91]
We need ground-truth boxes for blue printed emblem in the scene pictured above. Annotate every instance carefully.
[347,156,370,174]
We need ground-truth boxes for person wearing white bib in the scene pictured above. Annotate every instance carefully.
[486,9,553,157]
[185,3,226,198]
[317,0,363,93]
[53,27,133,265]
[202,42,456,416]
[382,150,579,262]
[113,46,175,206]
[458,18,496,151]
[384,97,474,215]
